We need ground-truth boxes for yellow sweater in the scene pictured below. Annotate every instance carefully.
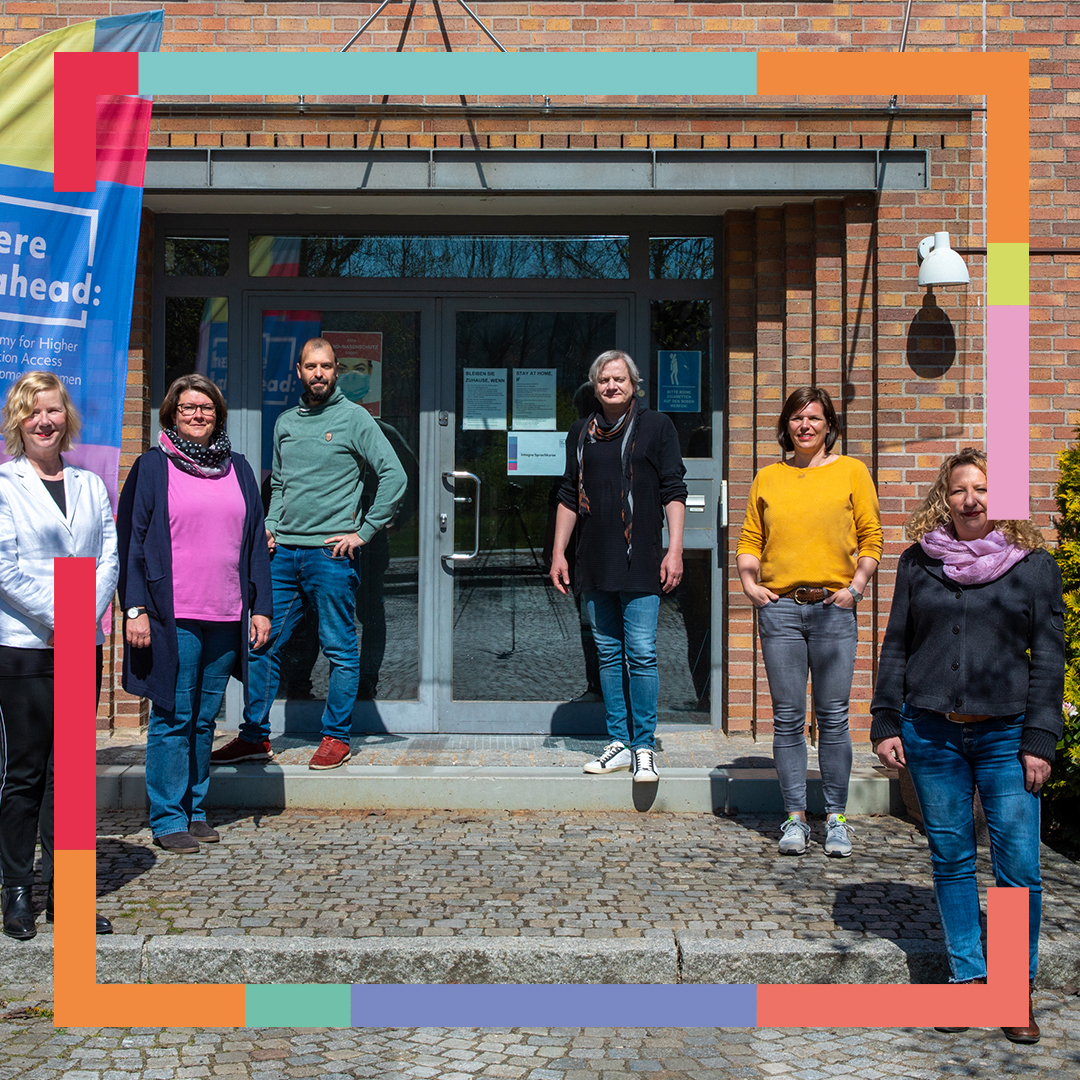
[736,456,883,593]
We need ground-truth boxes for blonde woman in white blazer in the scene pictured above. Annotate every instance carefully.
[0,372,117,941]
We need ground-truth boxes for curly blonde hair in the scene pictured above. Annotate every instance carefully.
[905,447,1045,550]
[1,372,80,457]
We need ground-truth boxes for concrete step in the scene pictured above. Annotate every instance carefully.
[5,934,1078,988]
[96,764,901,815]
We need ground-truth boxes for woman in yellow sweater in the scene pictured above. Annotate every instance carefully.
[736,387,882,857]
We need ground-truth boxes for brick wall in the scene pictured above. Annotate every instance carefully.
[3,2,1073,734]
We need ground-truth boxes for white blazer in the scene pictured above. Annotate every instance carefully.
[0,457,119,648]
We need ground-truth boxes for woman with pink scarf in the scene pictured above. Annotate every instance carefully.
[118,375,272,855]
[870,447,1064,1044]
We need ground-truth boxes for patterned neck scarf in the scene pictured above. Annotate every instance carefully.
[159,428,232,478]
[920,526,1028,584]
[576,400,639,562]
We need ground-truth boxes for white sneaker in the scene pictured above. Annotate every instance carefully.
[583,742,631,774]
[632,747,659,783]
[778,816,811,855]
[824,813,854,857]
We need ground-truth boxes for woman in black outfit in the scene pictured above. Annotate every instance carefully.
[871,447,1064,1043]
[549,350,687,783]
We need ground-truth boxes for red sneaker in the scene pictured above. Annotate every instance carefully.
[209,736,274,764]
[308,736,351,770]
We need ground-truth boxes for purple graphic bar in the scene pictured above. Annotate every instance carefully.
[351,984,758,1028]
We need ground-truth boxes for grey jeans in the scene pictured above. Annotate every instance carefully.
[757,597,858,815]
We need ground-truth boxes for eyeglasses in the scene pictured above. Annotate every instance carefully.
[176,403,217,417]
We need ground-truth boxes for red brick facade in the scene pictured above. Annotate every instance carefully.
[3,3,1074,737]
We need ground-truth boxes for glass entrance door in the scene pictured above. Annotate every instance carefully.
[435,298,722,734]
[243,294,436,735]
[437,300,627,731]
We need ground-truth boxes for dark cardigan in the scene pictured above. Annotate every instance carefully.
[116,447,272,712]
[869,543,1065,762]
[556,408,687,596]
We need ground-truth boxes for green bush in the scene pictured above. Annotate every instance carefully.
[1048,429,1080,815]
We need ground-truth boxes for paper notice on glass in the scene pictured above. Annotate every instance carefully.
[512,368,557,430]
[508,431,567,476]
[462,368,508,430]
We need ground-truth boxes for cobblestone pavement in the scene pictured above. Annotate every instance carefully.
[2,984,1079,1079]
[74,810,1079,942]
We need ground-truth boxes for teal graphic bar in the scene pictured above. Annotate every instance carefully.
[139,51,757,97]
[245,984,352,1028]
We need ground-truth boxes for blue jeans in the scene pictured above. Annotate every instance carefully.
[900,706,1041,983]
[582,591,661,750]
[241,545,360,743]
[757,597,857,815]
[146,620,240,838]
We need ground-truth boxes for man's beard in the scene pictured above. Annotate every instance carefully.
[304,376,335,403]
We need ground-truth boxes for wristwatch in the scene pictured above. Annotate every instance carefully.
[846,585,864,602]
[125,606,147,619]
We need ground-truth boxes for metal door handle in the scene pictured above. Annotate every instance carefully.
[442,471,481,562]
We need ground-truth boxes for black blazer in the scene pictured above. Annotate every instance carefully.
[870,543,1065,761]
[116,447,272,711]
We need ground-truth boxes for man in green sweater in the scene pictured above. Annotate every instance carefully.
[211,337,408,770]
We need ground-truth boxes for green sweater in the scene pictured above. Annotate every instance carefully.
[264,387,408,547]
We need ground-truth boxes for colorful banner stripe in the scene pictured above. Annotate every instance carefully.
[138,51,758,98]
[49,47,1033,1025]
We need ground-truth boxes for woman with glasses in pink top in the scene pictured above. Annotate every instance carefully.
[118,375,272,855]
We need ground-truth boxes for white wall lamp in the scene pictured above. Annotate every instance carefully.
[917,230,970,287]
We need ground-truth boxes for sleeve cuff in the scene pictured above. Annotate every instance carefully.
[869,709,903,745]
[1020,725,1058,764]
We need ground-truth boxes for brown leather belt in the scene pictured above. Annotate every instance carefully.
[782,587,829,605]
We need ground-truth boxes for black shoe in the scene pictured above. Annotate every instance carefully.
[45,882,114,933]
[2,885,36,940]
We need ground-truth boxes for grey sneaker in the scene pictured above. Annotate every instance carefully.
[632,747,659,783]
[778,816,811,855]
[583,742,631,774]
[824,813,854,857]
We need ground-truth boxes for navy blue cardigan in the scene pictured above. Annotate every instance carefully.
[116,447,272,712]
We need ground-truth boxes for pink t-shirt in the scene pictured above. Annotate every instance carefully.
[168,462,245,621]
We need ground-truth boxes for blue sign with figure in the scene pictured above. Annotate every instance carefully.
[657,350,701,413]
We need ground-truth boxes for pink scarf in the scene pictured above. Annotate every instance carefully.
[919,527,1027,584]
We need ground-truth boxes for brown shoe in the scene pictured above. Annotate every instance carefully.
[154,831,201,854]
[1002,982,1040,1044]
[188,821,220,842]
[936,976,986,1032]
[308,736,351,770]
[210,736,274,764]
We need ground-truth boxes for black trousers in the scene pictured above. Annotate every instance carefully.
[0,646,102,888]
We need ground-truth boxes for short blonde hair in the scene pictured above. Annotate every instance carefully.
[2,372,80,457]
[906,447,1045,550]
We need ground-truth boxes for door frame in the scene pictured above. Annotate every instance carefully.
[433,294,635,733]
[226,290,440,735]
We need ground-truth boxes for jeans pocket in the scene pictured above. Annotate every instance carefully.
[756,600,779,636]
